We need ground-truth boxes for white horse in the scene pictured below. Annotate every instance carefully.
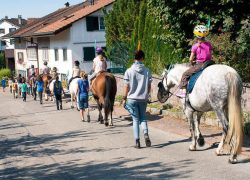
[48,79,56,102]
[157,63,243,164]
[69,78,80,109]
[69,78,90,122]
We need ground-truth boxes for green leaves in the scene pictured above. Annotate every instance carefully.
[105,0,250,79]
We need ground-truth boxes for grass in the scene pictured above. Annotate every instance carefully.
[147,103,162,109]
[115,95,123,102]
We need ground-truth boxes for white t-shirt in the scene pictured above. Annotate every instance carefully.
[93,56,106,74]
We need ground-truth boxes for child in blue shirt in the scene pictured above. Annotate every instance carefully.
[77,71,89,121]
[36,75,44,104]
[1,78,6,92]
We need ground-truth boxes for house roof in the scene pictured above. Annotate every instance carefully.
[1,18,27,28]
[10,0,114,38]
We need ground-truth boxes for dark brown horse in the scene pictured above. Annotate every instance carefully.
[42,74,52,101]
[91,72,117,126]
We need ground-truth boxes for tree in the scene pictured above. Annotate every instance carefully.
[0,53,6,69]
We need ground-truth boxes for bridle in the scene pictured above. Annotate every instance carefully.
[149,70,175,104]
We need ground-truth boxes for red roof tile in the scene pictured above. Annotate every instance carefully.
[10,0,114,38]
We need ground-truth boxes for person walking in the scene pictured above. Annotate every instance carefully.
[76,71,89,121]
[1,77,6,92]
[36,75,44,104]
[53,76,65,110]
[21,79,28,102]
[122,50,152,149]
[8,78,13,93]
[12,79,18,99]
[30,73,37,100]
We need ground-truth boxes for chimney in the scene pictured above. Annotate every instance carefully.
[5,16,8,19]
[65,2,70,7]
[88,0,94,5]
[18,15,22,25]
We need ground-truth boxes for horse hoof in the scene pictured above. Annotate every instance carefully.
[100,121,104,124]
[71,106,74,109]
[189,145,196,151]
[197,137,205,147]
[228,158,237,164]
[105,122,108,127]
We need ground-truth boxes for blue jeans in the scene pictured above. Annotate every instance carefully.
[126,99,148,140]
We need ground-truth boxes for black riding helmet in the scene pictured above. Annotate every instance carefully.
[44,61,48,65]
[75,60,80,66]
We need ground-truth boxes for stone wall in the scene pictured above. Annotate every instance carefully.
[114,74,250,112]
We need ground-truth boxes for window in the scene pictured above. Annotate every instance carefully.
[83,47,95,61]
[54,49,59,61]
[9,28,16,33]
[27,48,37,60]
[10,39,15,45]
[17,52,24,63]
[63,48,67,61]
[42,48,49,61]
[86,16,105,31]
[0,29,5,34]
[99,17,105,30]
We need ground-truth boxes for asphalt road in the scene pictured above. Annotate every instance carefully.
[0,91,250,180]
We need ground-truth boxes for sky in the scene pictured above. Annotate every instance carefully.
[0,0,83,19]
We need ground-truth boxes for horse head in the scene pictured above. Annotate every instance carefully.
[157,65,179,103]
[157,69,170,103]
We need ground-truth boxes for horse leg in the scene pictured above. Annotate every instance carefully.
[195,112,205,147]
[97,103,103,123]
[184,107,196,151]
[109,111,113,126]
[99,109,104,124]
[214,108,229,156]
[71,94,74,108]
[87,108,90,122]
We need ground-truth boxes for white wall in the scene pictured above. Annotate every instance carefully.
[49,29,73,78]
[12,4,113,79]
[70,4,113,73]
[0,21,18,49]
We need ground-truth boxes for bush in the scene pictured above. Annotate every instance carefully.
[243,112,250,135]
[0,68,11,82]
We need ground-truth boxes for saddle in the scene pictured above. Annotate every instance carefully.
[187,61,215,93]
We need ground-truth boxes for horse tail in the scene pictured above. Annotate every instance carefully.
[225,72,243,155]
[104,76,113,115]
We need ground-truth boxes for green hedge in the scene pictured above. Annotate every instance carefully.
[0,68,12,82]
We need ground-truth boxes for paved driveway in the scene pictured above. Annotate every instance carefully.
[0,92,249,179]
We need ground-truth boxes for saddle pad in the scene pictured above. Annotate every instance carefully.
[187,61,215,93]
[187,70,203,93]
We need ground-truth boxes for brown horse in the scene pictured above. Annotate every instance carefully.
[42,74,52,101]
[91,72,117,126]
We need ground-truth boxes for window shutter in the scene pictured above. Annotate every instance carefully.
[83,47,95,61]
[86,16,99,31]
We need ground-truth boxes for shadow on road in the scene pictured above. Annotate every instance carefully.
[0,128,193,179]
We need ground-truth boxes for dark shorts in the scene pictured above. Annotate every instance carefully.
[78,96,88,109]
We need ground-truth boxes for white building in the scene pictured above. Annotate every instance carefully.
[0,15,27,71]
[9,0,114,80]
